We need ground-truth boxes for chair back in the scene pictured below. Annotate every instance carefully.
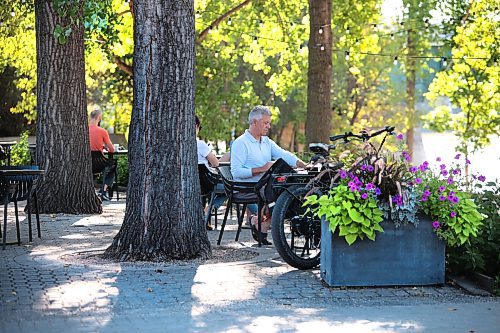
[198,164,215,196]
[0,165,40,202]
[217,165,258,201]
[0,173,9,204]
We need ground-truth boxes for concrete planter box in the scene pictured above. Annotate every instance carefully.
[320,215,445,287]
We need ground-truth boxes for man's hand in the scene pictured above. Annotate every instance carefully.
[252,161,274,176]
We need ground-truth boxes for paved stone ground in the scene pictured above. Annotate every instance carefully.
[1,200,499,332]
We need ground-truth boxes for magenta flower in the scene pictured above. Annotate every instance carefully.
[466,159,471,165]
[366,183,375,190]
[439,195,446,201]
[436,157,442,162]
[440,164,446,170]
[438,186,446,192]
[421,196,428,201]
[409,166,418,173]
[339,170,347,179]
[447,177,454,184]
[396,133,404,140]
[367,165,374,172]
[375,188,382,196]
[441,170,448,176]
[361,193,368,199]
[423,189,431,196]
[361,165,367,171]
[432,221,440,229]
[415,178,422,184]
[452,169,460,175]
[454,154,461,160]
[419,164,428,172]
[478,175,486,182]
[403,152,411,162]
[450,211,457,218]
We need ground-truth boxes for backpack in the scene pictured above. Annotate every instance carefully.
[255,158,295,205]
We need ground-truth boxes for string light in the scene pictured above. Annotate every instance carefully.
[442,57,447,67]
[393,56,398,65]
[318,27,323,34]
[320,44,325,51]
[227,17,232,25]
[345,51,350,61]
[494,58,498,67]
[259,19,263,27]
[346,26,350,34]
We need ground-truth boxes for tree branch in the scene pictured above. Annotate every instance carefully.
[196,0,253,44]
[114,56,133,76]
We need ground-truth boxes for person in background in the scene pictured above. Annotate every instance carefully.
[89,109,116,201]
[196,116,226,230]
[231,105,307,245]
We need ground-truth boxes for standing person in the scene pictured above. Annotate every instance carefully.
[89,109,116,201]
[231,105,307,245]
[196,116,226,230]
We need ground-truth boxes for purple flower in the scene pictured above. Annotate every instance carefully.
[361,165,367,171]
[450,196,459,204]
[375,188,382,196]
[450,211,456,218]
[421,196,428,201]
[439,195,446,201]
[415,178,422,184]
[366,183,375,190]
[438,186,446,192]
[403,152,411,162]
[339,170,347,179]
[423,189,431,196]
[452,169,460,175]
[441,170,448,176]
[367,165,374,172]
[419,164,428,172]
[361,193,368,199]
[454,154,461,160]
[478,175,486,182]
[432,221,440,229]
[436,157,442,162]
[440,164,446,170]
[466,159,471,165]
[409,166,418,173]
[396,133,404,140]
[447,177,454,184]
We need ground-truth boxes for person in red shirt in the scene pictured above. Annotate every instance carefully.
[89,109,116,201]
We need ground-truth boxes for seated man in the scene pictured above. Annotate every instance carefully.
[89,109,116,201]
[231,105,306,245]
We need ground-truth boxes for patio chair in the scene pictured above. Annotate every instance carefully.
[1,173,20,249]
[198,164,225,229]
[91,151,119,201]
[216,165,264,246]
[0,166,41,249]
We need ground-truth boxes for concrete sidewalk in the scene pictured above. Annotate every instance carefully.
[1,201,498,332]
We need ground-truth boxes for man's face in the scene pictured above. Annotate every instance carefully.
[253,115,271,136]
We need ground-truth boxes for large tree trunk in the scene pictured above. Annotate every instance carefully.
[105,0,211,261]
[35,0,101,214]
[305,0,332,144]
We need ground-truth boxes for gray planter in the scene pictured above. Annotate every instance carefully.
[320,215,445,287]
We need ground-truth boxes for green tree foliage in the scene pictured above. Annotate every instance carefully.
[425,0,499,158]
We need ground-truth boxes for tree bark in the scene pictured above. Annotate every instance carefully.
[35,0,101,214]
[406,29,416,160]
[305,0,332,145]
[105,0,211,261]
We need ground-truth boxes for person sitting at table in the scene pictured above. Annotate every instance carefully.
[89,109,116,201]
[196,116,227,230]
[231,105,307,245]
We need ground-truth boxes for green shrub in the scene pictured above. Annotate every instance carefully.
[10,131,31,166]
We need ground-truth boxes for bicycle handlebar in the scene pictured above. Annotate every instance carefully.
[329,126,395,143]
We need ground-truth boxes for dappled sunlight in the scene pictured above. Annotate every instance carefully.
[35,276,120,317]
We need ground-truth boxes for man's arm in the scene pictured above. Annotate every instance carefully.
[269,139,303,168]
[103,130,115,153]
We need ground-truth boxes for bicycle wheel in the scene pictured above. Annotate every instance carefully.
[271,185,321,270]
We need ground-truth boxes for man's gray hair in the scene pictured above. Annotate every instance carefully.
[248,105,272,124]
[90,109,102,120]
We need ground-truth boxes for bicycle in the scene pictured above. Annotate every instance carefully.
[270,126,395,270]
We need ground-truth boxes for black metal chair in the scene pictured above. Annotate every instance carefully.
[216,165,264,246]
[1,173,19,249]
[198,164,225,229]
[0,166,41,249]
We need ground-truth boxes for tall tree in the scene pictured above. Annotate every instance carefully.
[305,0,332,144]
[34,0,101,213]
[105,0,211,261]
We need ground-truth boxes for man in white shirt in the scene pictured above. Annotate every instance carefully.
[231,106,306,245]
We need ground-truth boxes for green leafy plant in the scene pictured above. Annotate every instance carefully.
[10,131,31,166]
[304,184,384,245]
